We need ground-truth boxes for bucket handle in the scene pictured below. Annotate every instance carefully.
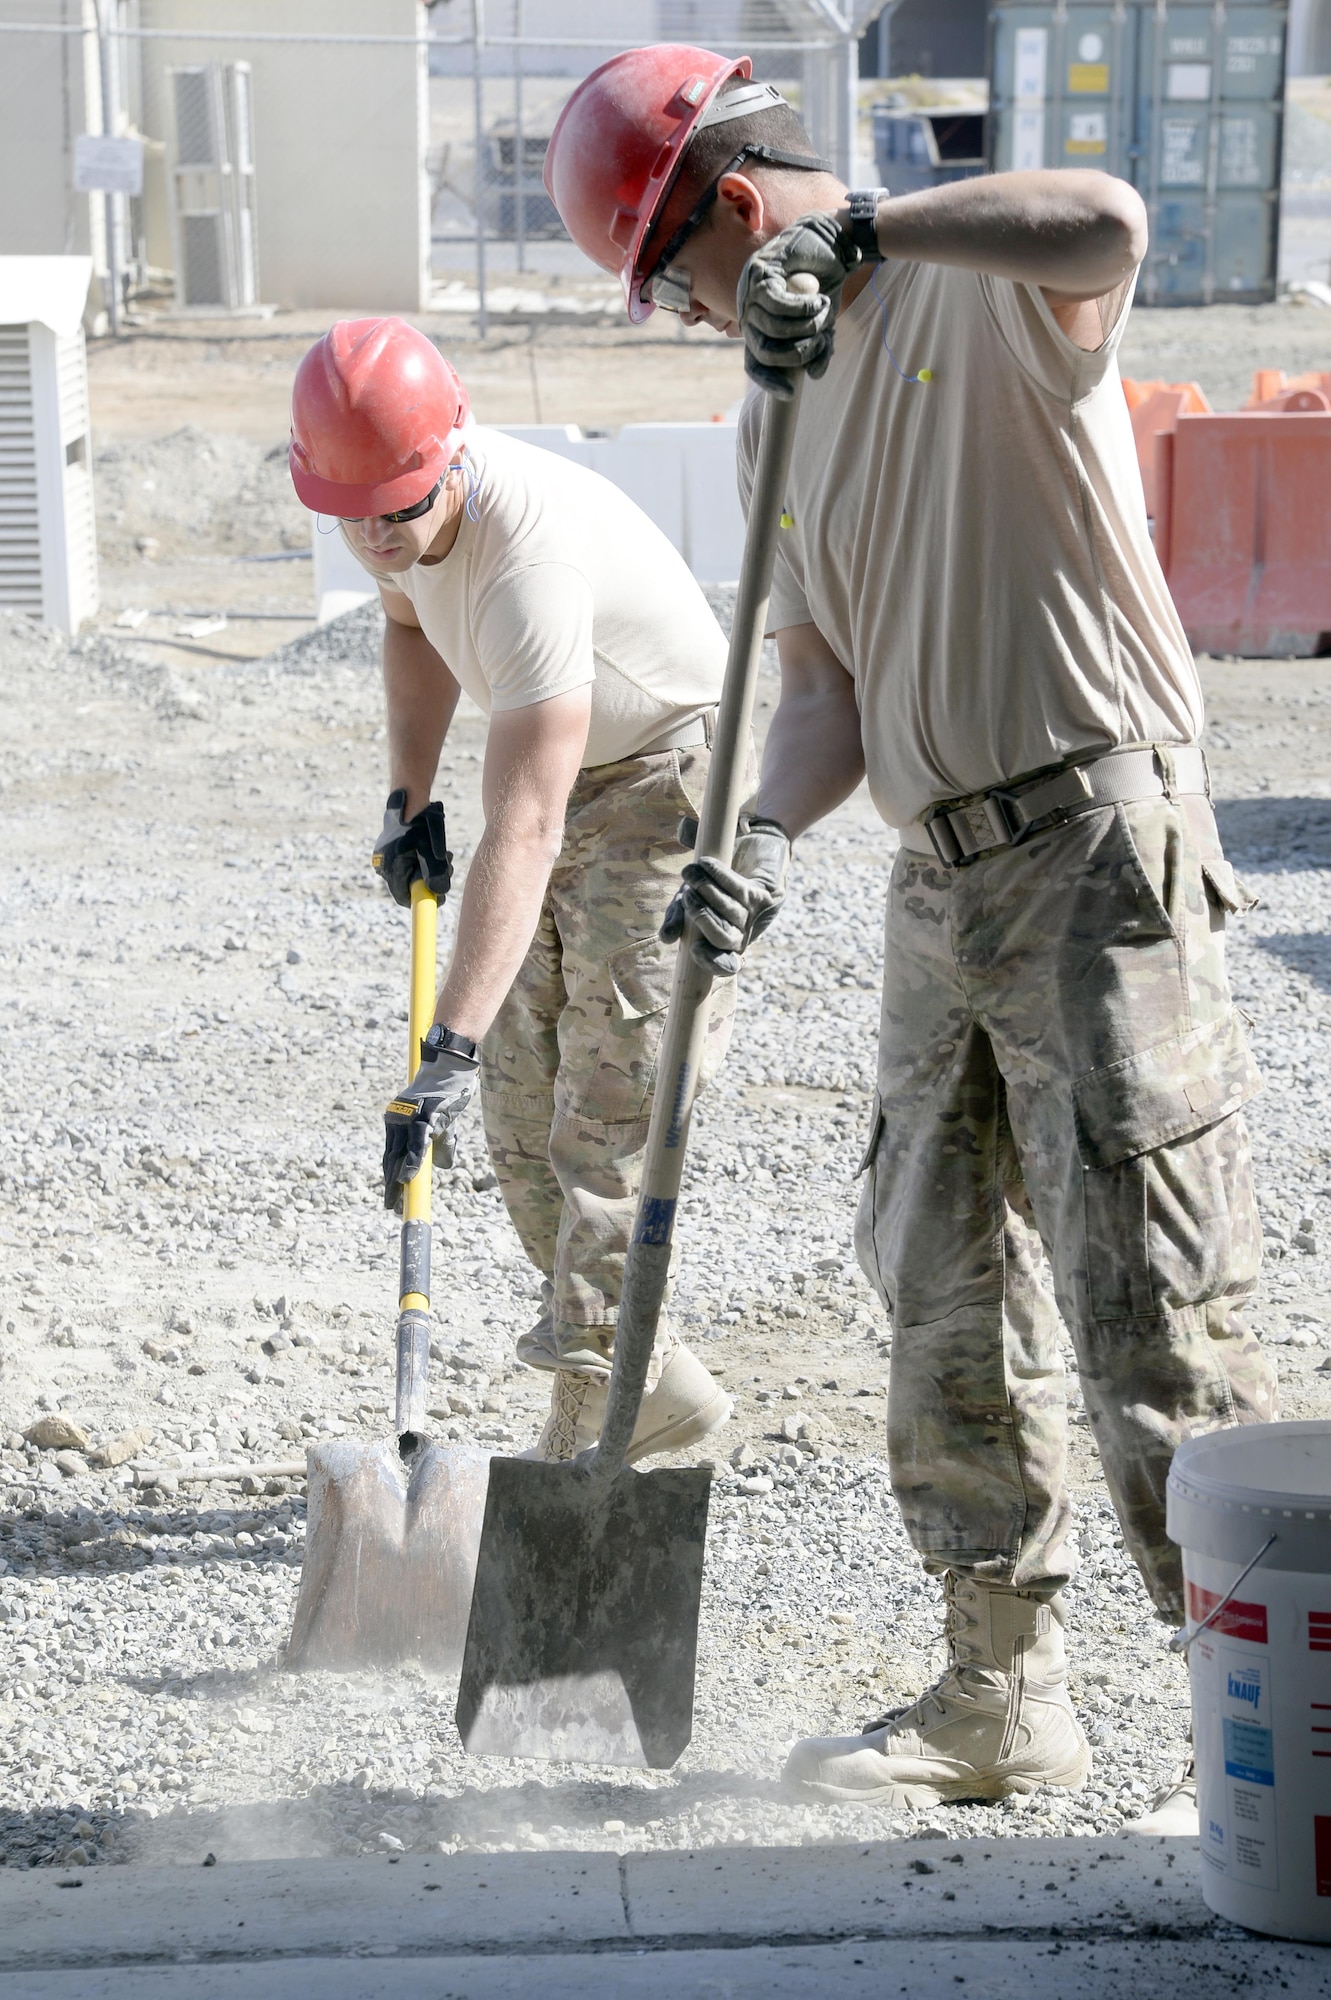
[1169,1532,1278,1655]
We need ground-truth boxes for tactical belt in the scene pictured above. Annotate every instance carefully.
[620,709,714,762]
[899,743,1210,870]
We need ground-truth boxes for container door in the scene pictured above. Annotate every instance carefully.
[990,5,1135,177]
[1138,3,1286,305]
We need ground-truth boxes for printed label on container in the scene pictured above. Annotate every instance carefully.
[1188,1581,1269,1644]
[1067,112,1107,155]
[1014,27,1048,102]
[1220,1645,1279,1888]
[1317,1816,1331,1898]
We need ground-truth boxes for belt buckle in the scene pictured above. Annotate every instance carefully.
[923,803,965,868]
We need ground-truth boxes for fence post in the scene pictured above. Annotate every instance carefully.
[472,0,488,338]
[514,0,526,274]
[96,0,123,336]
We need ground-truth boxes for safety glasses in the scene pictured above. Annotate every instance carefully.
[340,477,444,526]
[640,142,833,315]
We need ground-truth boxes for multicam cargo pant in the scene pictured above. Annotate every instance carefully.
[480,737,740,1375]
[854,793,1277,1627]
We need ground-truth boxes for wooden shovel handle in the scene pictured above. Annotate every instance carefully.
[594,382,805,1477]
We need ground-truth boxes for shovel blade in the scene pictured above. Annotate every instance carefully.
[285,1437,491,1673]
[455,1456,711,1769]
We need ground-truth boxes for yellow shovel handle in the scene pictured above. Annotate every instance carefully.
[402,878,437,1247]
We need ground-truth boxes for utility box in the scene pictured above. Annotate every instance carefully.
[0,257,99,634]
[989,1,1288,302]
[168,62,259,309]
[873,106,989,193]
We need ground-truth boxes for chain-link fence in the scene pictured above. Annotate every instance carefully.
[0,2,893,333]
[427,2,879,332]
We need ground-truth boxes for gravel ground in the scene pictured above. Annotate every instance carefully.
[2,550,1330,1875]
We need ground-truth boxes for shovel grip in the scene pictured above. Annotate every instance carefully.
[594,385,804,1477]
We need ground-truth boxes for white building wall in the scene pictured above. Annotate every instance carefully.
[138,0,429,310]
[0,1,107,284]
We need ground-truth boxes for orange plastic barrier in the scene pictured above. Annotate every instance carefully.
[1245,368,1331,411]
[1156,411,1331,657]
[1121,377,1211,519]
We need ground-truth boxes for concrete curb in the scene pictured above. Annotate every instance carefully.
[1,1836,1328,1998]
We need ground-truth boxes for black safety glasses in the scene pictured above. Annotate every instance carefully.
[339,478,444,526]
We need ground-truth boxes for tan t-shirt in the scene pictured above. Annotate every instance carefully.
[737,262,1203,829]
[365,425,726,768]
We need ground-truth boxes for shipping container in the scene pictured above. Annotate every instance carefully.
[873,106,989,194]
[988,1,1288,303]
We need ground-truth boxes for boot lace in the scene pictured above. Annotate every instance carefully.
[535,1371,589,1463]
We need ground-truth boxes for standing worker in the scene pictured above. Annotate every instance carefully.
[288,316,741,1464]
[544,48,1275,1828]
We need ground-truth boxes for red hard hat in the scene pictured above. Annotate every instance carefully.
[288,318,470,516]
[544,45,750,324]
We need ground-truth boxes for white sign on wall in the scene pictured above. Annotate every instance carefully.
[73,134,145,196]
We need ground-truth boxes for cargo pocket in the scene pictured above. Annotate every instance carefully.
[853,1096,894,1313]
[580,935,675,1125]
[1200,854,1257,927]
[1073,1011,1263,1321]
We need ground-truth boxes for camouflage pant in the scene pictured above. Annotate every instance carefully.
[481,739,737,1373]
[855,794,1277,1626]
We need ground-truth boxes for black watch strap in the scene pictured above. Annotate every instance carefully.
[846,188,887,265]
[421,1023,478,1064]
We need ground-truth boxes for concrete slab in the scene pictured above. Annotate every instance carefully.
[0,1851,626,1971]
[2,1836,1328,1999]
[7,1938,1331,2000]
[622,1834,1206,1940]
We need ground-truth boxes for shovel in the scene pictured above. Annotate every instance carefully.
[285,879,491,1673]
[455,373,806,1769]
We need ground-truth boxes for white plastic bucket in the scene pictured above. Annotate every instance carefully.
[1167,1419,1331,1941]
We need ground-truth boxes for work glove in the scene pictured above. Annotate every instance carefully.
[372,790,454,908]
[382,1046,480,1209]
[661,815,792,978]
[737,212,861,398]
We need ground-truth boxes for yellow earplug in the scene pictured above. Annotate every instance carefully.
[917,368,934,385]
[780,510,795,529]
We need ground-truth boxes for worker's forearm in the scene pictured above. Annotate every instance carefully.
[752,692,866,840]
[383,618,461,816]
[865,171,1146,297]
[432,822,557,1043]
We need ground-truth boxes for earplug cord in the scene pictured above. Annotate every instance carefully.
[869,263,932,388]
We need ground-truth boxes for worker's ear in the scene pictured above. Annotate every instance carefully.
[714,171,767,238]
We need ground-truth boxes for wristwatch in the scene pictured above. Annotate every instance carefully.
[421,1023,479,1064]
[845,187,888,265]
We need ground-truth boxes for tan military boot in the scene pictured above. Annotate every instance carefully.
[525,1343,732,1465]
[783,1577,1092,1807]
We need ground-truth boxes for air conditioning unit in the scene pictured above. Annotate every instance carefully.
[0,257,99,634]
[168,63,259,310]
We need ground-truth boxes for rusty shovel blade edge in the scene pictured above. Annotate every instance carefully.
[455,1455,711,1770]
[285,1437,492,1675]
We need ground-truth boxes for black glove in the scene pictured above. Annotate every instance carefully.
[372,790,454,908]
[736,211,861,398]
[382,1047,480,1209]
[660,816,792,978]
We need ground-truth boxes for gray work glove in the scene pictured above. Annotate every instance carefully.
[661,815,792,977]
[737,212,861,398]
[382,1047,480,1209]
[372,789,454,909]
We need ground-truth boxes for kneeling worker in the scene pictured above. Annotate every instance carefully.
[288,316,738,1462]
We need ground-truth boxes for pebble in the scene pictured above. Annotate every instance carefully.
[1,567,1329,1873]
